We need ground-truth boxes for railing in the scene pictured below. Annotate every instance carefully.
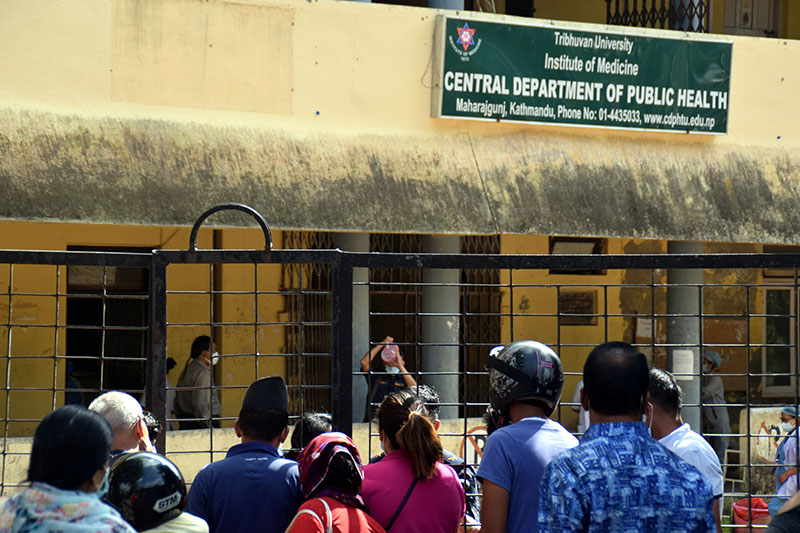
[606,0,711,32]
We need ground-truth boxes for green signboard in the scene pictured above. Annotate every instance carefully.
[431,16,732,134]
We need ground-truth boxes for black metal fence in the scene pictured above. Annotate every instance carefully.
[606,0,711,32]
[2,204,800,527]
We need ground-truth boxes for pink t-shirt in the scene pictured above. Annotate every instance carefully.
[362,450,466,533]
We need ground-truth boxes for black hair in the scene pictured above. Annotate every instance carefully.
[648,368,682,417]
[583,341,649,417]
[290,413,332,451]
[482,406,508,436]
[317,452,361,494]
[166,357,177,372]
[237,406,288,442]
[28,405,113,490]
[406,384,440,421]
[190,336,212,359]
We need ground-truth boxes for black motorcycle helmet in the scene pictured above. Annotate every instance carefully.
[486,340,564,415]
[106,452,186,531]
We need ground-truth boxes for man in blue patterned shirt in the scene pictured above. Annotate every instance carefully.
[538,341,716,533]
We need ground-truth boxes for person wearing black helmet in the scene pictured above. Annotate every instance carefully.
[477,340,578,533]
[106,452,208,532]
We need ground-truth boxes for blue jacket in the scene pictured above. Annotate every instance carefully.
[187,441,301,533]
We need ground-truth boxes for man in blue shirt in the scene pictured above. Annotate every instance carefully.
[187,376,301,533]
[538,341,715,533]
[478,341,579,533]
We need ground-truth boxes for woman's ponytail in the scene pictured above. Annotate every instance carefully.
[376,389,444,480]
[396,411,443,480]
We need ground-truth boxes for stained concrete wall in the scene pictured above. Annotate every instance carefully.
[0,0,798,243]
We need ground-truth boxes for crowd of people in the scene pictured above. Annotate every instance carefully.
[1,338,798,532]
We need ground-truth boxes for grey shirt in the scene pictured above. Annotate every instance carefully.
[176,358,221,425]
[702,373,730,432]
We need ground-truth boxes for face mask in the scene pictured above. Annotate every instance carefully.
[211,352,220,366]
[95,467,110,499]
[643,402,654,437]
[781,422,794,434]
[386,365,400,374]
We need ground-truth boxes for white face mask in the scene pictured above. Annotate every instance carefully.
[643,402,654,437]
[211,351,220,366]
[781,422,794,434]
[386,365,400,374]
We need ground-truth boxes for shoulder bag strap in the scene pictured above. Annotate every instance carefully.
[384,477,418,531]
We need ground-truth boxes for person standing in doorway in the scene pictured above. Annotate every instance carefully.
[702,350,731,464]
[176,336,222,429]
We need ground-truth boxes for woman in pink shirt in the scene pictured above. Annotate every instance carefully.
[361,390,466,532]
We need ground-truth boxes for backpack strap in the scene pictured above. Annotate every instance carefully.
[288,498,333,533]
[319,498,333,533]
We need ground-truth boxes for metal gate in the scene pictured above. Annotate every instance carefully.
[2,204,800,529]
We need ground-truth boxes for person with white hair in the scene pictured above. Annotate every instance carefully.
[89,391,154,456]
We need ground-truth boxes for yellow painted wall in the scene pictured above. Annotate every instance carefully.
[0,0,796,148]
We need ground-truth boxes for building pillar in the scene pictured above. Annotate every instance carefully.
[428,0,463,10]
[422,235,460,420]
[666,240,703,432]
[334,232,370,424]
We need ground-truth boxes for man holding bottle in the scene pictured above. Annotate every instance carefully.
[360,335,416,421]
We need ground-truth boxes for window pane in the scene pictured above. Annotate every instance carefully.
[766,289,792,387]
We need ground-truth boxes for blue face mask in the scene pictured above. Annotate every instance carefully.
[95,467,110,499]
[386,366,400,374]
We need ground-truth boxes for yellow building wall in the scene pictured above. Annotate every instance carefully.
[0,0,796,148]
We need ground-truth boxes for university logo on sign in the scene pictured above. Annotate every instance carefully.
[448,23,482,60]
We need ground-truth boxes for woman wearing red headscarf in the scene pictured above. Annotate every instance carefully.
[285,432,385,533]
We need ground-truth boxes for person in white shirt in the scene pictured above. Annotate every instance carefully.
[647,367,723,533]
